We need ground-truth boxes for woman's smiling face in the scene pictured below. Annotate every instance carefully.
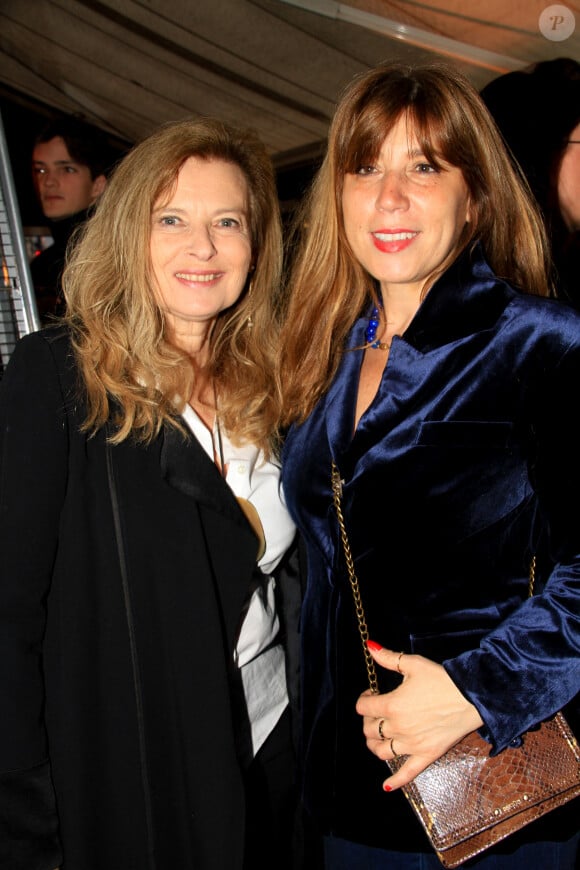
[150,156,252,338]
[341,114,471,297]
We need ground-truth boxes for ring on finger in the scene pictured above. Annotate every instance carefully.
[390,737,399,758]
[397,651,404,674]
[378,718,386,741]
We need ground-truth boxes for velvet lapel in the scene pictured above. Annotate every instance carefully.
[323,244,515,474]
[324,320,367,459]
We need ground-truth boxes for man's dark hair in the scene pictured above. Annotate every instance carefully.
[34,115,113,180]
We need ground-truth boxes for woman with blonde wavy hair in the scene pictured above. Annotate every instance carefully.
[0,117,297,870]
[278,61,580,869]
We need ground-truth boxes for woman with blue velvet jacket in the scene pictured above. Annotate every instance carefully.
[277,61,580,869]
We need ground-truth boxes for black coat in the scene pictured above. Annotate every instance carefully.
[29,210,91,323]
[0,327,263,870]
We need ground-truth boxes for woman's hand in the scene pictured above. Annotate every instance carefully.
[355,642,484,792]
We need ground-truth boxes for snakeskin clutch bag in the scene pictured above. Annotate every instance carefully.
[388,711,580,867]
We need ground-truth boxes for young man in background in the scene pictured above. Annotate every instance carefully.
[30,116,110,322]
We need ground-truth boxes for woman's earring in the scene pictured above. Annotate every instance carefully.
[246,279,254,329]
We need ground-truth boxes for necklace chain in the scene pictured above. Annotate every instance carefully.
[212,382,227,479]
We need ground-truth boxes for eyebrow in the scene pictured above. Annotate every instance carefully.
[32,160,81,169]
[152,204,247,215]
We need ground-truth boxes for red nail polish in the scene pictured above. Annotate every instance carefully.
[367,639,382,651]
[383,784,392,792]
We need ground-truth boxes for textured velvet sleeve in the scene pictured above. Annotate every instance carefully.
[445,324,580,752]
[0,332,66,868]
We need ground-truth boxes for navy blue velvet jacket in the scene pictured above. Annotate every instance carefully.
[281,244,580,850]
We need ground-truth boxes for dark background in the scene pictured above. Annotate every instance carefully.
[0,85,321,234]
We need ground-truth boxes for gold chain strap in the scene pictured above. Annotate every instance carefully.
[331,461,379,694]
[528,554,536,597]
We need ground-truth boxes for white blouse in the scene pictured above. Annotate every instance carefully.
[181,404,296,762]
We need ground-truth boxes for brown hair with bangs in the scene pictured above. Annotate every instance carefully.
[277,61,552,427]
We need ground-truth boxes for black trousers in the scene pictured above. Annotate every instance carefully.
[243,706,300,870]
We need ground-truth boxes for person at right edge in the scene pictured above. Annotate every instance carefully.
[277,61,580,869]
[481,58,580,310]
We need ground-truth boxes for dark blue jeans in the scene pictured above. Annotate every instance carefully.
[323,831,580,869]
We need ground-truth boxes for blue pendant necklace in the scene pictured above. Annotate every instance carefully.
[365,303,390,350]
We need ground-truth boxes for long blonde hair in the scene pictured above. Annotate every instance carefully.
[63,117,283,454]
[278,61,552,427]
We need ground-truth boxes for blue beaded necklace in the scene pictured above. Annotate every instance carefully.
[365,303,390,350]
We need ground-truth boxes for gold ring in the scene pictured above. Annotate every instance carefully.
[378,719,386,741]
[397,651,404,674]
[390,737,399,758]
